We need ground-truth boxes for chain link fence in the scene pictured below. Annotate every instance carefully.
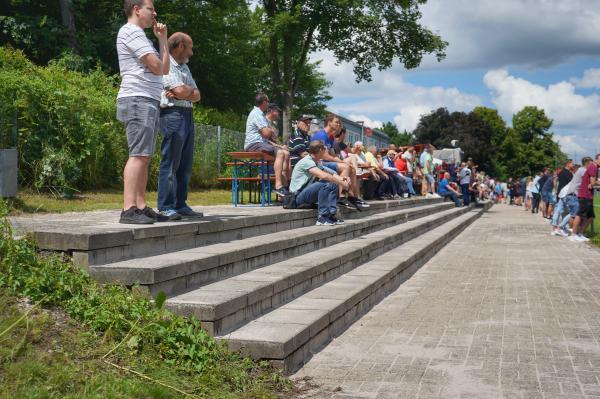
[188,124,245,188]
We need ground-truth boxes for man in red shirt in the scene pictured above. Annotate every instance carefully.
[570,154,600,242]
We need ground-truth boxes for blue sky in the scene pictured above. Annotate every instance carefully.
[313,0,600,161]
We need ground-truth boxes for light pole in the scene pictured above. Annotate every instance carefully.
[356,120,364,143]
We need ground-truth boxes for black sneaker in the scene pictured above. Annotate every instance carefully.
[315,215,334,226]
[328,215,345,225]
[141,207,170,222]
[355,198,370,208]
[348,196,368,210]
[274,187,289,197]
[119,207,155,224]
[337,197,354,209]
[176,206,204,218]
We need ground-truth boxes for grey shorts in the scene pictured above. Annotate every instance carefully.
[116,96,160,157]
[245,141,279,155]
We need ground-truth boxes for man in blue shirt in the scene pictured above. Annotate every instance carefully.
[311,114,368,210]
[439,172,462,207]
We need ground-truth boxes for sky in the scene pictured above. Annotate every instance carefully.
[312,0,600,161]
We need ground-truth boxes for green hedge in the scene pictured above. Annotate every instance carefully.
[0,47,247,194]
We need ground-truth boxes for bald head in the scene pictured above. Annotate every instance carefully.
[168,32,193,64]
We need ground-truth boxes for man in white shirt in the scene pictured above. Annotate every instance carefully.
[116,0,169,224]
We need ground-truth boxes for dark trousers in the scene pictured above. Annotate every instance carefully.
[461,183,470,206]
[296,181,338,217]
[531,193,540,213]
[157,107,195,211]
[442,191,461,207]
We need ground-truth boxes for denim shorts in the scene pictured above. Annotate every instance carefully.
[116,96,160,157]
[563,194,579,217]
[322,161,339,173]
[542,191,556,205]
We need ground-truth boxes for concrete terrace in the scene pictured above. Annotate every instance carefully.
[292,204,600,399]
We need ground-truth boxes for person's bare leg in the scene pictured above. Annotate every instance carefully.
[337,162,351,197]
[274,151,285,188]
[572,215,583,235]
[581,217,593,234]
[123,156,150,210]
[282,150,290,186]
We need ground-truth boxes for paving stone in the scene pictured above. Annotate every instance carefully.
[293,205,600,398]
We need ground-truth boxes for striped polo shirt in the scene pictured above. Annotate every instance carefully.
[116,23,163,101]
[160,55,197,108]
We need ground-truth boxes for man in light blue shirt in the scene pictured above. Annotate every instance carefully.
[244,93,290,195]
[290,141,349,226]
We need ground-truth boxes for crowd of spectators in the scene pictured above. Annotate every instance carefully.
[480,156,599,242]
[243,93,488,225]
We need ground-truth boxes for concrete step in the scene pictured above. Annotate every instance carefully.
[88,202,454,297]
[27,198,442,268]
[165,206,471,336]
[220,208,487,374]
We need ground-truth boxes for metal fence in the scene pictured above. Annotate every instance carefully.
[188,124,245,188]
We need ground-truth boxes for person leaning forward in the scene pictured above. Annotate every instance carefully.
[289,141,349,226]
[156,32,202,220]
[116,0,170,224]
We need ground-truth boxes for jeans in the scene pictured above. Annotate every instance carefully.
[441,191,461,207]
[461,183,470,206]
[397,173,416,195]
[557,195,579,230]
[426,173,435,194]
[551,197,566,226]
[296,181,338,217]
[157,107,195,211]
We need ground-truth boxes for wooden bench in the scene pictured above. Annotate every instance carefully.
[221,152,275,207]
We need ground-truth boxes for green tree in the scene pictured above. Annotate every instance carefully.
[381,122,414,146]
[511,106,566,174]
[257,0,447,139]
[413,107,496,174]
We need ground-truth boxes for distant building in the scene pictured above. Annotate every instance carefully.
[307,111,390,149]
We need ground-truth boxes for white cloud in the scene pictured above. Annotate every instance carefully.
[555,135,586,156]
[418,0,600,70]
[346,114,383,129]
[484,69,600,130]
[571,68,600,89]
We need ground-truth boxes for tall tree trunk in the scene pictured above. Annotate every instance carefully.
[282,90,293,143]
[59,0,79,53]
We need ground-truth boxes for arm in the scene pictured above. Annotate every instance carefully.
[321,151,343,163]
[309,167,349,190]
[167,85,201,102]
[141,23,169,75]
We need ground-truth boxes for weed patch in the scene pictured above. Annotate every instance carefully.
[0,200,290,397]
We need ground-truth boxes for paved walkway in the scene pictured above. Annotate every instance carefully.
[293,204,600,398]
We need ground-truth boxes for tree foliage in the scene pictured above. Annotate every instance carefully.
[413,108,496,173]
[381,121,414,146]
[412,105,566,179]
[258,0,447,138]
[0,0,333,115]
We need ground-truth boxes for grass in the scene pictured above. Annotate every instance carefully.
[0,201,291,398]
[7,189,233,215]
[588,195,600,247]
[0,294,286,398]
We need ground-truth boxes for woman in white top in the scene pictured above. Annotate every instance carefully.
[525,176,533,211]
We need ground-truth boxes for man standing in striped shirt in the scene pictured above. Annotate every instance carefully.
[116,0,170,224]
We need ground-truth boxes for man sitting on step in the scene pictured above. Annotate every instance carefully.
[289,140,350,226]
